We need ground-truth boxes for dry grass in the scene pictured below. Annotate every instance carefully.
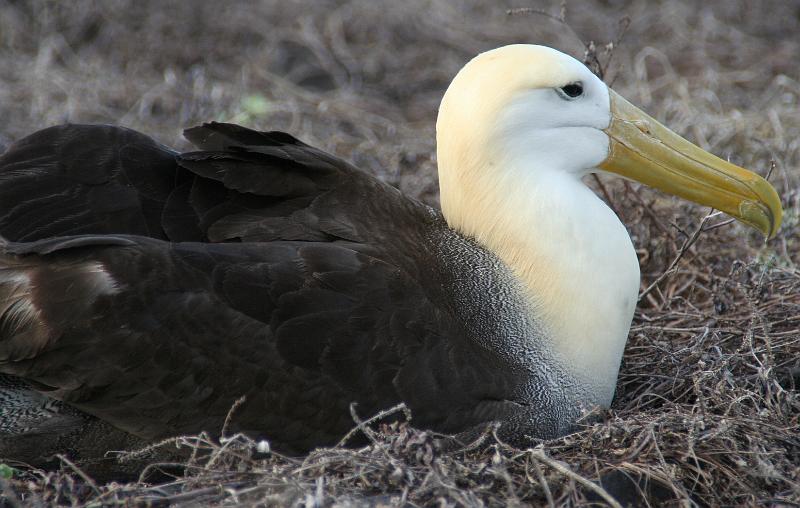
[0,0,798,506]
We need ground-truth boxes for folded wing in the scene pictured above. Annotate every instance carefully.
[0,123,506,456]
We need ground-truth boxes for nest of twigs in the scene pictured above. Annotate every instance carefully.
[0,0,798,506]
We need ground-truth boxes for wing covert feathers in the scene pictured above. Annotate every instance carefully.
[0,239,121,365]
[0,122,477,462]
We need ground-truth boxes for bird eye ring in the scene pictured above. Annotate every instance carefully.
[557,82,584,99]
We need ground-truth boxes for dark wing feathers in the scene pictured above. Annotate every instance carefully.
[0,121,385,246]
[176,123,397,245]
[3,235,137,255]
[0,235,438,451]
[0,124,181,242]
[176,122,425,246]
[177,151,324,196]
[183,122,308,151]
[0,122,472,454]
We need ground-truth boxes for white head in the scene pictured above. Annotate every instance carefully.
[436,45,611,228]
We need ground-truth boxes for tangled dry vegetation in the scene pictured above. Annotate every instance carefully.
[0,0,798,506]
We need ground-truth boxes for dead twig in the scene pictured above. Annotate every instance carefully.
[337,403,411,447]
[55,454,102,498]
[528,447,623,508]
[221,396,248,439]
[639,209,714,302]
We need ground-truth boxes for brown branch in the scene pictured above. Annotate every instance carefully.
[592,173,623,220]
[528,448,623,508]
[55,454,101,498]
[639,210,714,302]
[337,403,411,447]
[221,396,247,439]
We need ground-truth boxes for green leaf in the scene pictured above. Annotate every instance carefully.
[0,463,15,479]
[241,94,270,116]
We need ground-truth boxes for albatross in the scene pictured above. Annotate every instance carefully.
[0,45,781,470]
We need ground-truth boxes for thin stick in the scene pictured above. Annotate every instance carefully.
[336,403,410,447]
[56,454,102,498]
[623,181,673,237]
[702,217,736,233]
[639,210,713,302]
[529,455,555,508]
[221,396,247,438]
[137,485,223,505]
[766,159,776,181]
[117,435,180,462]
[528,448,623,508]
[592,174,622,219]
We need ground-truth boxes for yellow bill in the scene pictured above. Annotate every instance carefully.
[600,90,782,239]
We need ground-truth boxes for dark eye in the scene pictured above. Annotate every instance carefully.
[559,82,584,99]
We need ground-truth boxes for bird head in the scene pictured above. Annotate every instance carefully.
[436,44,781,239]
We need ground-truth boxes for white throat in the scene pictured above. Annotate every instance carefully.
[443,161,639,403]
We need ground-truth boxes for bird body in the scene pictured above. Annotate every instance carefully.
[0,45,781,473]
[0,123,584,450]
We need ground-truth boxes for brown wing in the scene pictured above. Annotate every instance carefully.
[0,123,527,455]
[0,122,394,245]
